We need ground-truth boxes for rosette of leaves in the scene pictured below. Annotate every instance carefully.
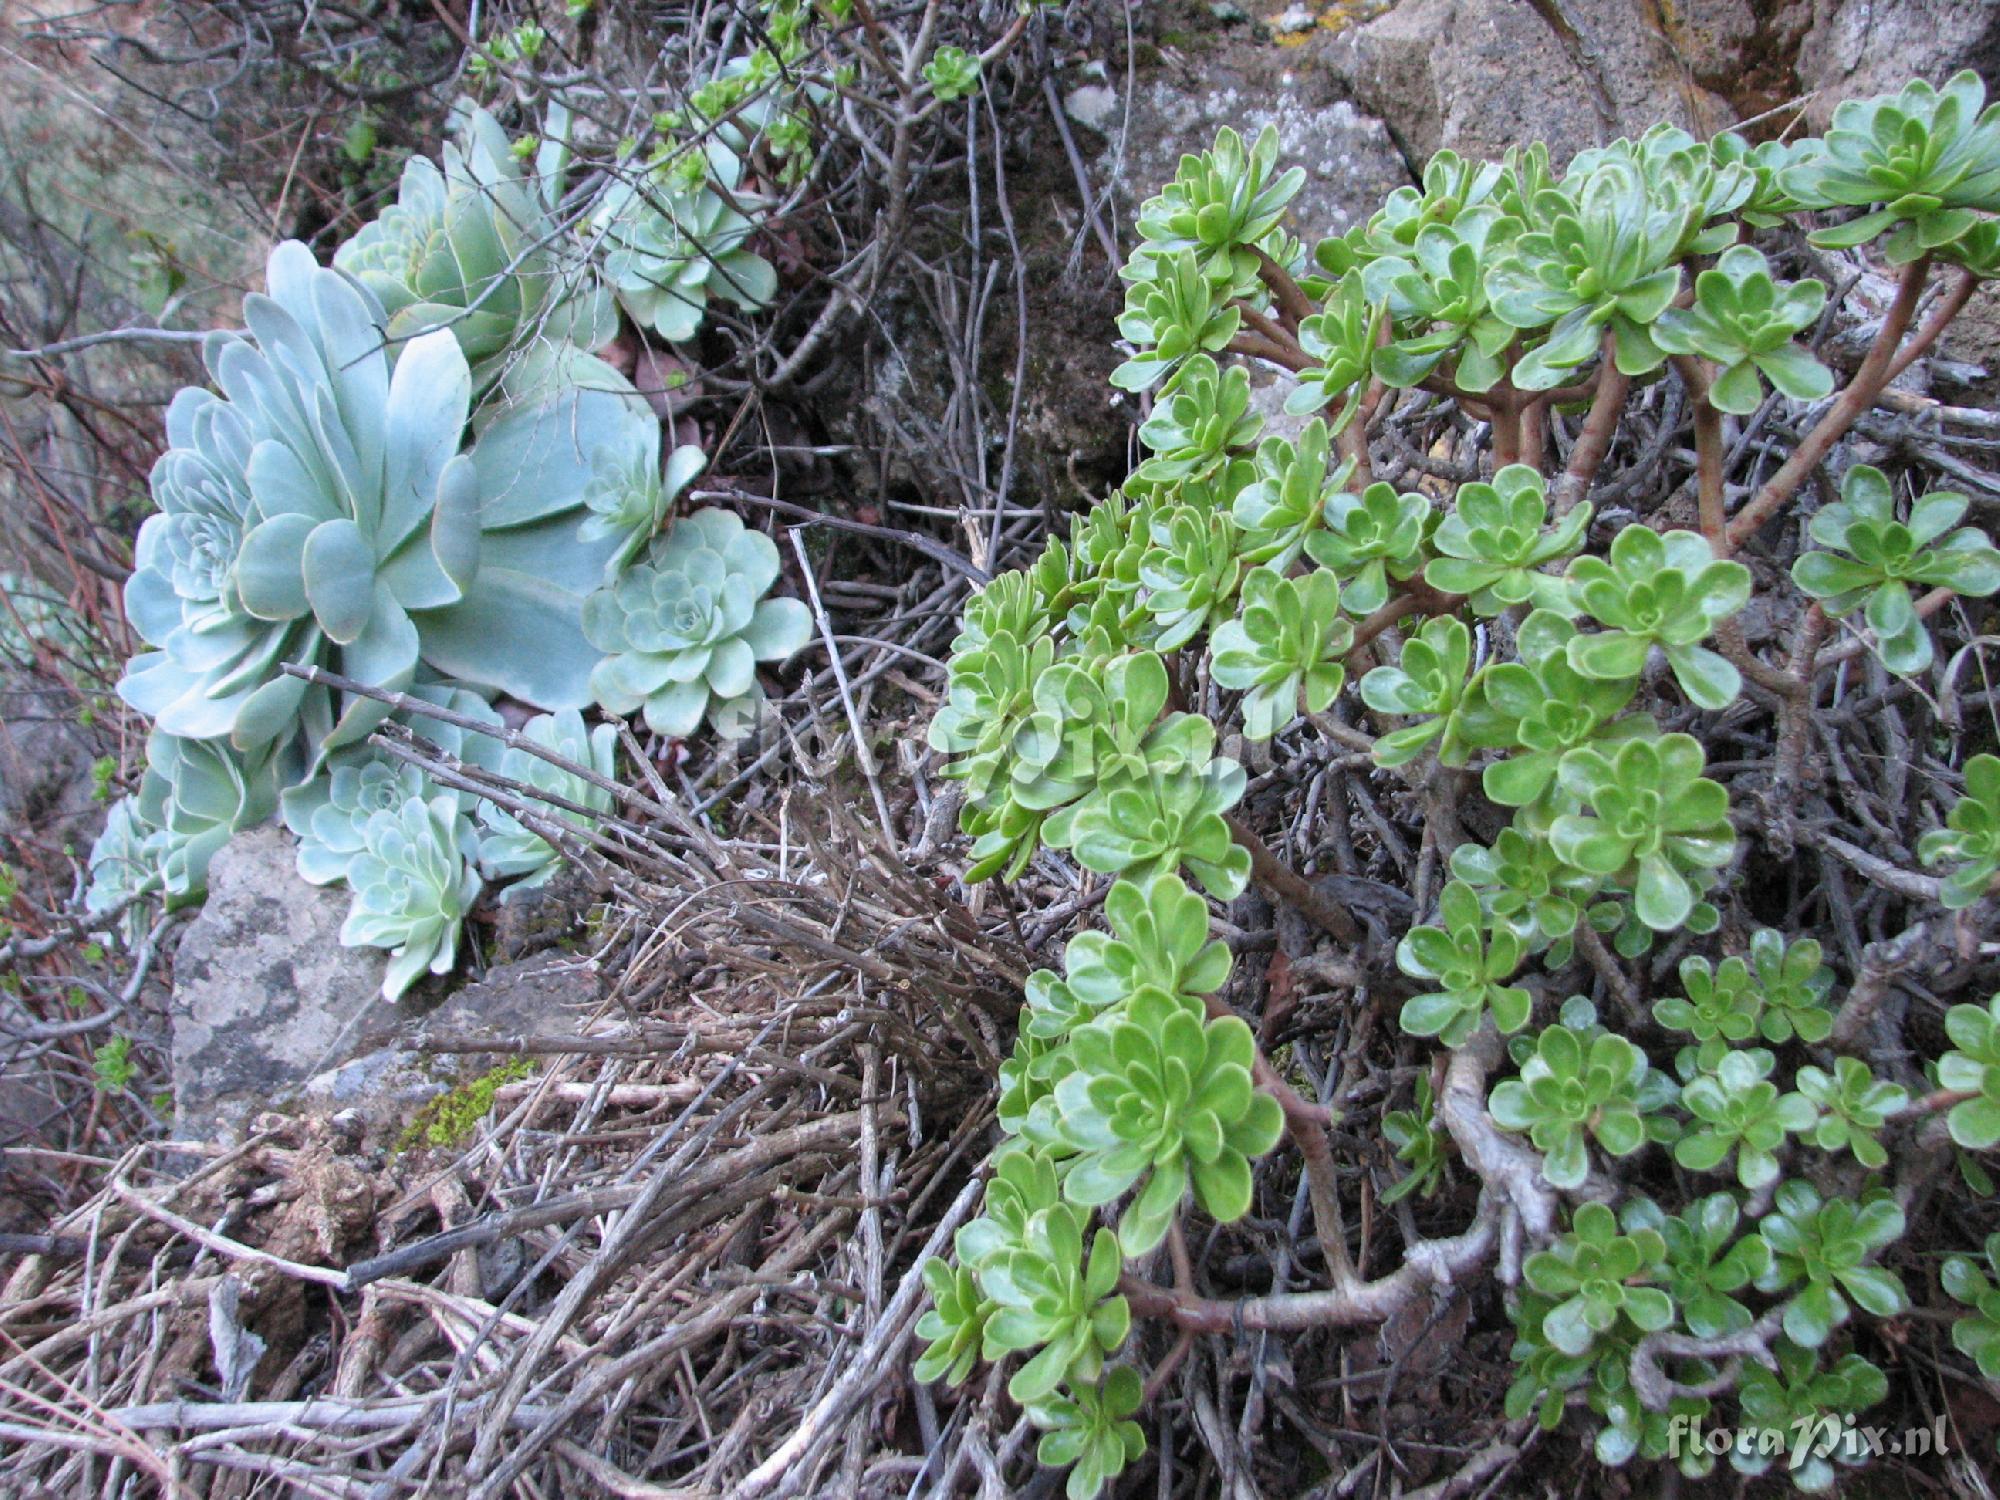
[1014,652,1213,826]
[579,438,708,579]
[1286,270,1382,426]
[1423,464,1590,615]
[1920,754,2000,909]
[1937,993,2000,1149]
[1707,132,1818,229]
[1209,569,1352,740]
[1651,245,1833,414]
[958,1145,1064,1274]
[1380,1076,1449,1204]
[1744,929,1836,1044]
[1305,479,1429,614]
[591,143,778,343]
[1324,149,1509,274]
[1231,420,1352,568]
[287,755,431,887]
[122,244,643,763]
[1521,1201,1674,1357]
[1133,124,1304,290]
[1395,879,1532,1046]
[931,633,1057,882]
[133,732,284,905]
[1458,612,1648,807]
[1362,205,1519,391]
[1653,949,1764,1069]
[1550,733,1735,932]
[1781,70,2000,264]
[1589,124,1752,254]
[1026,1367,1146,1500]
[1112,249,1240,391]
[1450,828,1600,954]
[1027,874,1230,1044]
[84,795,163,940]
[1485,157,1684,388]
[921,44,981,103]
[1637,1193,1772,1338]
[475,709,619,894]
[1791,463,2000,674]
[1137,504,1243,652]
[1053,988,1284,1254]
[1489,1024,1648,1188]
[341,793,484,1001]
[914,1258,992,1386]
[583,508,811,738]
[1502,1293,1598,1430]
[1732,1341,1888,1493]
[1753,1181,1908,1348]
[1946,216,2000,276]
[1358,615,1478,767]
[1130,357,1261,493]
[1056,759,1251,900]
[1564,525,1751,709]
[1942,1232,2000,1379]
[979,1202,1130,1403]
[1795,1057,1906,1169]
[1674,1048,1815,1190]
[334,104,612,369]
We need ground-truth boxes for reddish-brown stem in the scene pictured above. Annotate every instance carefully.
[1552,342,1632,515]
[1773,602,1828,797]
[1519,396,1548,471]
[1225,815,1363,945]
[1234,301,1307,361]
[1885,268,1977,386]
[1490,387,1523,467]
[1723,257,1931,551]
[1671,355,1728,547]
[1226,333,1309,371]
[1254,246,1317,331]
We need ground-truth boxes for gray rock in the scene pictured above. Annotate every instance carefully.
[1795,0,2000,126]
[1321,0,1735,168]
[169,825,392,1142]
[1102,54,1411,243]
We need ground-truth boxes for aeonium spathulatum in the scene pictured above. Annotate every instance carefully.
[1359,615,1478,767]
[1053,987,1284,1255]
[1209,569,1352,740]
[1919,754,2000,910]
[1361,204,1519,393]
[1564,525,1752,710]
[1651,245,1833,414]
[1487,1023,1649,1189]
[1791,463,2000,673]
[1423,464,1591,616]
[1395,878,1533,1046]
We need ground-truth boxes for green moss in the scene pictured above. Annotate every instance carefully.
[397,1058,535,1151]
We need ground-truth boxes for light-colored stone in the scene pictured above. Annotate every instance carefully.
[1064,83,1121,135]
[1795,0,2000,126]
[1321,0,1736,168]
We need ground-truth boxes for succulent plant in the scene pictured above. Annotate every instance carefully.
[288,755,433,887]
[1209,569,1352,740]
[1791,463,2000,674]
[1112,249,1240,392]
[340,792,484,1000]
[1054,988,1284,1254]
[1653,949,1764,1068]
[1364,206,1518,392]
[1133,125,1304,289]
[1231,421,1351,569]
[475,709,619,894]
[1459,612,1648,807]
[980,1202,1130,1403]
[1033,873,1230,1034]
[1550,732,1735,932]
[1380,1075,1449,1205]
[1026,1367,1147,1500]
[1287,270,1382,426]
[579,438,709,580]
[1489,1024,1648,1189]
[1485,157,1683,388]
[1794,1056,1906,1170]
[1304,479,1429,615]
[592,143,778,343]
[922,44,981,103]
[1942,1232,2000,1380]
[1743,929,1836,1045]
[1015,652,1213,823]
[1522,1201,1674,1357]
[1783,70,2000,264]
[334,104,613,369]
[1131,357,1261,494]
[1754,1181,1907,1349]
[1136,504,1243,652]
[133,731,285,906]
[1920,754,2000,909]
[1674,1047,1815,1190]
[1358,615,1479,768]
[1055,759,1251,900]
[1423,464,1590,616]
[1395,879,1532,1046]
[1731,1340,1887,1493]
[914,1257,993,1386]
[1651,245,1832,414]
[1564,525,1751,710]
[84,794,163,939]
[122,244,642,766]
[1639,1192,1771,1339]
[1450,827,1600,951]
[1937,992,2000,1149]
[583,508,811,738]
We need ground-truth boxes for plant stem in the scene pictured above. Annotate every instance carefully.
[1723,257,1932,551]
[1225,815,1363,945]
[1551,336,1630,515]
[1254,246,1316,330]
[1671,354,1728,547]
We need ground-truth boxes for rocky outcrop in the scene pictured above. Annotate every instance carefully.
[1320,0,1735,167]
[1796,0,2000,124]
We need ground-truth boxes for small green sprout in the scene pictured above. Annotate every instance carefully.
[1133,124,1304,289]
[1488,1023,1649,1188]
[1921,754,2000,909]
[1137,505,1243,651]
[915,1258,993,1386]
[1522,1201,1674,1357]
[1380,1076,1449,1204]
[1450,826,1599,951]
[922,45,981,103]
[1754,1182,1907,1348]
[1395,879,1533,1046]
[1231,421,1352,568]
